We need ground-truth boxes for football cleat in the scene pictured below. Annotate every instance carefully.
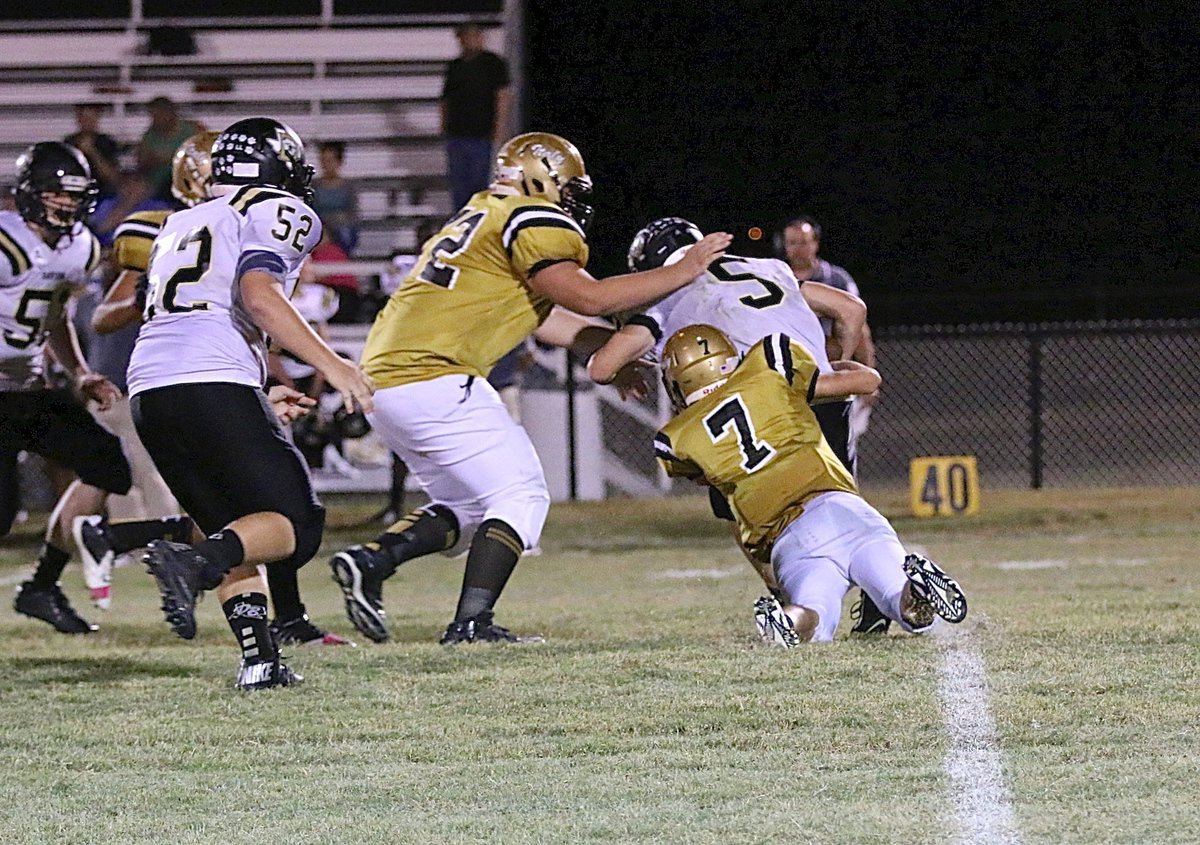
[439,610,545,645]
[902,554,968,625]
[143,540,209,640]
[271,614,356,647]
[73,514,115,610]
[13,581,97,634]
[235,657,303,691]
[753,595,800,648]
[329,545,392,643]
[848,589,892,635]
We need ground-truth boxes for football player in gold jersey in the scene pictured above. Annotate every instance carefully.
[655,324,967,645]
[82,133,349,646]
[331,131,732,645]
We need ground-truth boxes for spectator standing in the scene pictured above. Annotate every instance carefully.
[136,96,203,202]
[64,104,123,200]
[312,141,358,253]
[779,216,878,475]
[441,23,512,211]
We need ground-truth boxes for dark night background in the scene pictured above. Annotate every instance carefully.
[526,0,1200,326]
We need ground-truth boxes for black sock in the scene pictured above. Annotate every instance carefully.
[30,543,70,588]
[266,564,305,623]
[223,592,277,664]
[107,516,194,553]
[194,530,245,590]
[371,505,459,570]
[454,519,523,621]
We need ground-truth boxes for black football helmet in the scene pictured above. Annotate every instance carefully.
[627,217,703,272]
[13,142,98,238]
[210,117,315,203]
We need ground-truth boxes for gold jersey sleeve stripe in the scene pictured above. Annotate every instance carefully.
[0,225,32,277]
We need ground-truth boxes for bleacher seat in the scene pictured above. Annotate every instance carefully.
[0,23,502,256]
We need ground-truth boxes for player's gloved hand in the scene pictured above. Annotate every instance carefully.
[267,384,317,424]
[75,372,122,412]
[324,357,376,415]
[611,359,655,401]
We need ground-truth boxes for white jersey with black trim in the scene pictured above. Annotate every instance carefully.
[0,211,101,391]
[127,186,323,396]
[636,254,832,373]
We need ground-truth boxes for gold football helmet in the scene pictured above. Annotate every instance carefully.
[493,131,594,230]
[171,130,219,207]
[661,324,741,409]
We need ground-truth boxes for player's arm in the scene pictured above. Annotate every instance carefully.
[586,322,656,386]
[653,432,704,481]
[527,232,731,316]
[92,268,143,334]
[45,302,120,411]
[811,361,881,403]
[240,270,374,414]
[799,280,866,362]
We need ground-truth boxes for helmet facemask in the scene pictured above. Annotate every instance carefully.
[13,144,98,239]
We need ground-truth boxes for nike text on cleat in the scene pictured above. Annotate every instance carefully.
[329,546,391,643]
[73,514,115,610]
[753,595,800,648]
[235,658,304,691]
[902,554,968,624]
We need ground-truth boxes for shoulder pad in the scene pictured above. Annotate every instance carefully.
[228,186,298,216]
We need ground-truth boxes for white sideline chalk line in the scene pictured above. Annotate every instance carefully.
[996,558,1147,570]
[657,566,743,580]
[934,624,1023,845]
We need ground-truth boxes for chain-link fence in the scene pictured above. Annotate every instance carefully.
[589,320,1200,495]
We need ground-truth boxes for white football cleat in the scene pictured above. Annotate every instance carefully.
[753,595,800,648]
[73,514,115,610]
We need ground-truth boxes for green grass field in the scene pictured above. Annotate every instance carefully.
[1,489,1198,845]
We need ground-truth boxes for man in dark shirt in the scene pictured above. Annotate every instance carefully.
[441,23,512,211]
[64,104,123,200]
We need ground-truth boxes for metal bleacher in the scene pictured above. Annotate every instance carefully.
[0,17,507,256]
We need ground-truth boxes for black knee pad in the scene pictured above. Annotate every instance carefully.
[283,505,325,570]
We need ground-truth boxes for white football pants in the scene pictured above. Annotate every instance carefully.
[771,490,922,641]
[368,374,550,551]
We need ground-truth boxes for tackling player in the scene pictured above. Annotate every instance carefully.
[655,324,967,644]
[0,142,163,634]
[330,132,731,645]
[129,117,374,689]
[87,131,351,646]
[588,217,894,634]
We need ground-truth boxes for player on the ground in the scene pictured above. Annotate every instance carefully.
[85,131,351,646]
[587,217,894,634]
[129,117,374,689]
[0,142,197,634]
[655,324,967,644]
[330,132,731,645]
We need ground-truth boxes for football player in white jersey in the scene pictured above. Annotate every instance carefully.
[128,117,374,690]
[86,132,352,647]
[587,217,895,635]
[0,142,152,634]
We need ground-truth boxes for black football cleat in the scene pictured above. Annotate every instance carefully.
[143,540,209,640]
[271,613,356,647]
[439,610,545,645]
[849,589,892,635]
[13,581,97,634]
[329,545,392,643]
[235,657,304,691]
[902,554,968,624]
